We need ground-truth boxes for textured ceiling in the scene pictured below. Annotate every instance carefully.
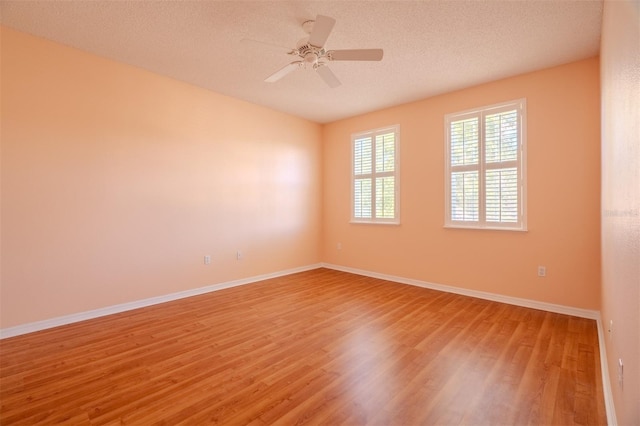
[0,1,603,123]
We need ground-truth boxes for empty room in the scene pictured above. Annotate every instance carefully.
[1,0,638,425]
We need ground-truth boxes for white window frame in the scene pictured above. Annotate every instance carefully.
[444,99,527,231]
[351,125,400,225]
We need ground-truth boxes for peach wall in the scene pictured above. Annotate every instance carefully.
[600,0,640,424]
[323,58,601,310]
[0,27,322,328]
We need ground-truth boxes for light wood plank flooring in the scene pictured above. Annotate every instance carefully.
[0,268,607,425]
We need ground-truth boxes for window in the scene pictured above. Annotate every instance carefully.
[352,125,399,224]
[445,99,527,230]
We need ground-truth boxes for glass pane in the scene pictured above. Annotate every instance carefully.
[354,137,372,175]
[450,118,479,166]
[375,176,395,218]
[486,168,518,222]
[451,171,479,221]
[375,132,395,173]
[354,178,372,218]
[485,110,518,163]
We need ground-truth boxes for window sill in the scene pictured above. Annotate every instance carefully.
[350,220,401,226]
[444,224,527,232]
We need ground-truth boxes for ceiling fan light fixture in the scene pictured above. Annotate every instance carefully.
[304,52,318,65]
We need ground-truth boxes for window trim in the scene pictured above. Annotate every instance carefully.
[351,125,400,225]
[444,99,527,231]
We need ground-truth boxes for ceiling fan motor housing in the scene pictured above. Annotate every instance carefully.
[295,40,327,67]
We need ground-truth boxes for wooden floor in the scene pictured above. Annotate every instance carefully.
[0,268,607,425]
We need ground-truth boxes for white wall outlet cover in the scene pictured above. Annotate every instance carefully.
[537,266,546,277]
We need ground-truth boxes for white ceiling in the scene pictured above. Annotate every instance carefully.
[0,1,603,124]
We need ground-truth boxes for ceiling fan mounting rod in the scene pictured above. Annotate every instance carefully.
[302,19,316,35]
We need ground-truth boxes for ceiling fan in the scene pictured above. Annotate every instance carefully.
[249,15,383,88]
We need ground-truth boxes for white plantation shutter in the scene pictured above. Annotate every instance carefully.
[352,126,399,223]
[445,99,526,230]
[354,136,373,219]
[451,171,479,221]
[450,117,479,167]
[354,136,372,175]
[486,168,518,223]
[376,176,395,218]
[484,108,519,224]
[354,178,372,218]
[449,116,480,221]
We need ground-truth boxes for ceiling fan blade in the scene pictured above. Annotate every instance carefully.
[308,15,336,48]
[265,62,301,83]
[316,65,341,88]
[241,38,294,55]
[328,49,384,61]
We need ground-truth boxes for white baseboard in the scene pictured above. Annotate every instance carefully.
[0,263,323,339]
[322,263,599,319]
[596,317,618,426]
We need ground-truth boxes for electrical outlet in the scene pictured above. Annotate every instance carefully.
[236,250,243,261]
[337,242,342,250]
[537,266,546,277]
[204,255,211,265]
